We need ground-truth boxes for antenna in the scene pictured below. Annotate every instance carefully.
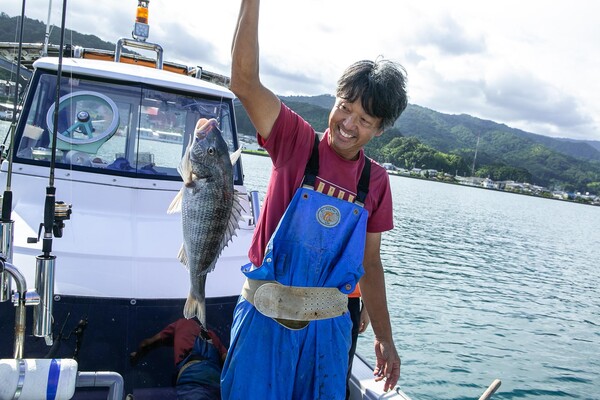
[471,133,480,177]
[43,0,54,56]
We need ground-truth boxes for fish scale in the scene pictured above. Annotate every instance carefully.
[181,173,233,273]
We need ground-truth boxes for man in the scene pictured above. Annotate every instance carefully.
[131,318,227,400]
[221,1,408,398]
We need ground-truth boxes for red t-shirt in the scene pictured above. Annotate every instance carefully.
[159,319,227,365]
[247,103,393,266]
[160,318,201,365]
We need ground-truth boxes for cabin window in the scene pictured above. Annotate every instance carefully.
[14,70,239,183]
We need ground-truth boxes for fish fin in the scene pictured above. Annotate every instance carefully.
[170,133,195,214]
[183,276,207,325]
[177,133,195,185]
[177,243,188,268]
[230,147,242,165]
[167,188,184,214]
[234,189,248,213]
[213,190,247,261]
[206,259,218,274]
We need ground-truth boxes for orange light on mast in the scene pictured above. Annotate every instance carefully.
[133,0,150,40]
[136,0,149,24]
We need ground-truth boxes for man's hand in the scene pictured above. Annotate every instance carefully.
[129,337,156,366]
[373,338,400,392]
[129,350,141,366]
[358,305,370,333]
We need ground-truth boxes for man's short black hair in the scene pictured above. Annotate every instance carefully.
[336,59,408,131]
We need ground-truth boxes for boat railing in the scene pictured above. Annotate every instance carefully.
[115,38,164,70]
[76,371,125,400]
[0,41,231,89]
[249,190,261,224]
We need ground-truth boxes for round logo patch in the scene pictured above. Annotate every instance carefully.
[316,205,341,228]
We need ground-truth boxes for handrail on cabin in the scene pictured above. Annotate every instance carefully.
[115,38,164,70]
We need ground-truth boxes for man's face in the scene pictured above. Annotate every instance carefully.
[328,98,383,160]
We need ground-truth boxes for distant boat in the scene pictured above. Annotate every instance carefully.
[138,127,184,144]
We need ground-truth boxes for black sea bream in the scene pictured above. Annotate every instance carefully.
[168,118,243,324]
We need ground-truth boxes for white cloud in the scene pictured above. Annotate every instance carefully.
[2,0,600,141]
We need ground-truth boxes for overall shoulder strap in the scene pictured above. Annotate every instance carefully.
[301,134,320,188]
[355,157,371,206]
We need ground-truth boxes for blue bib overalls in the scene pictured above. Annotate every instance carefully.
[177,331,223,399]
[221,138,371,399]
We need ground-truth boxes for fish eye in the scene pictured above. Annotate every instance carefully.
[208,147,215,155]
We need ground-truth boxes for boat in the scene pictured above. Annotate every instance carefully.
[0,103,14,121]
[0,2,415,399]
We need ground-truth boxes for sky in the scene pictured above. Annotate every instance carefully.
[3,0,600,142]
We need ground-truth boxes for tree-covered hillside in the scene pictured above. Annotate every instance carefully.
[0,12,116,51]
[395,105,600,192]
[235,99,330,136]
[0,12,122,82]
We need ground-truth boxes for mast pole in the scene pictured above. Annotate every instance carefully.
[43,0,53,56]
[471,133,480,177]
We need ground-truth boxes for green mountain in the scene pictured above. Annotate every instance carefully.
[235,98,330,136]
[0,12,116,51]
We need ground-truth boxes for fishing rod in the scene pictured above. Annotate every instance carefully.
[30,0,72,345]
[0,0,27,305]
[0,0,44,361]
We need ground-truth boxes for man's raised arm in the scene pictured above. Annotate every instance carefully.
[231,0,281,141]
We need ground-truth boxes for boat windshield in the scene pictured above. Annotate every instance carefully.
[14,71,241,183]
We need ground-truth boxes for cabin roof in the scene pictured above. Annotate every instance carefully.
[33,57,235,99]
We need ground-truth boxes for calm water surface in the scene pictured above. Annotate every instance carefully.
[241,153,600,400]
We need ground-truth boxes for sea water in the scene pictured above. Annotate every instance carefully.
[241,152,600,400]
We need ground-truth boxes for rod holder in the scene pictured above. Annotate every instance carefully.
[0,260,39,359]
[0,220,14,302]
[0,270,10,303]
[249,190,261,224]
[33,255,56,344]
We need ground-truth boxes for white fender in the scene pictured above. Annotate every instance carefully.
[0,359,78,400]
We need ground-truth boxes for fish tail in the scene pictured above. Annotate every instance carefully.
[183,276,207,325]
[183,293,207,325]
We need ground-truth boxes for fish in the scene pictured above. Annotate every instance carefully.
[168,118,244,325]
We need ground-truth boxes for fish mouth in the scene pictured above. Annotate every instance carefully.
[187,174,213,186]
[194,172,213,181]
[195,118,220,138]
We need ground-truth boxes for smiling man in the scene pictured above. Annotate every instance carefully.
[221,1,408,398]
